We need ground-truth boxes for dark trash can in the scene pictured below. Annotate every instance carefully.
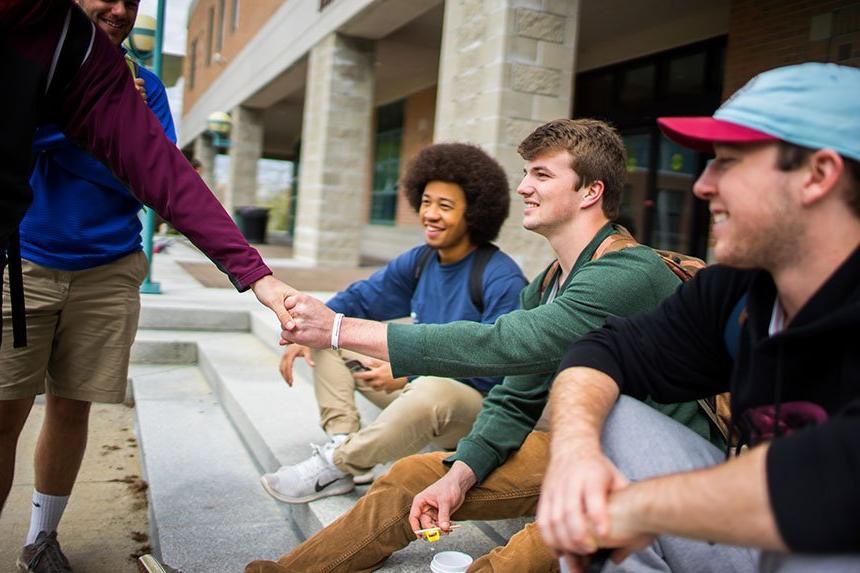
[234,206,270,244]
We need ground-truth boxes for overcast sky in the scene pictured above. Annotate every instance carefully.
[138,0,193,55]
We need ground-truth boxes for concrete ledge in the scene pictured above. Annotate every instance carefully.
[139,305,250,331]
[131,364,300,572]
[131,338,198,365]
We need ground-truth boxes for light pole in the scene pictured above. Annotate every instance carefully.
[206,111,232,149]
[128,2,166,294]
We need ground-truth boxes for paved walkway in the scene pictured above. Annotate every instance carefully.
[0,401,151,572]
[172,238,385,291]
[0,238,352,572]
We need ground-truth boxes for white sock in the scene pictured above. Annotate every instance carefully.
[25,491,69,545]
[324,434,349,466]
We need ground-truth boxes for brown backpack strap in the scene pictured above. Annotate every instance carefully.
[543,226,636,297]
[539,260,562,298]
[592,225,639,261]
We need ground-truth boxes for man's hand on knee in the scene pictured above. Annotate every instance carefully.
[408,461,476,535]
[555,484,657,572]
[537,447,628,555]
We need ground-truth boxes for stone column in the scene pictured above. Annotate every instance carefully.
[293,33,374,266]
[193,135,218,200]
[226,105,264,213]
[435,0,580,278]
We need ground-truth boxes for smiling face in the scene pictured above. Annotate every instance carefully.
[419,180,473,254]
[77,0,140,46]
[693,142,804,269]
[517,150,584,237]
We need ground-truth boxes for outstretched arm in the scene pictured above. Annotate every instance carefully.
[282,255,662,377]
[58,7,272,292]
[46,6,298,327]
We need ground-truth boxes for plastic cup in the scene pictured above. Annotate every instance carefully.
[430,551,473,573]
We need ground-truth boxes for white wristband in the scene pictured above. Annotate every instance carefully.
[331,313,345,351]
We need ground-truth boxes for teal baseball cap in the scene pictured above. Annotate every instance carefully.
[658,63,860,161]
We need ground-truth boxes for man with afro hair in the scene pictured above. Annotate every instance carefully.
[263,143,527,504]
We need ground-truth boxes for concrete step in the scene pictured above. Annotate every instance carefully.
[139,304,250,331]
[133,320,528,570]
[131,363,301,573]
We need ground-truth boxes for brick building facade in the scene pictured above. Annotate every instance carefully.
[180,0,859,275]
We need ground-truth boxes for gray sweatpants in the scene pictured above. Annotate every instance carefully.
[560,397,860,573]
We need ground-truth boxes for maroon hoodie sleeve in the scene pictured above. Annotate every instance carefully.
[55,3,271,291]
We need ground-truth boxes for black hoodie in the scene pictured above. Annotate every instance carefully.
[560,246,860,553]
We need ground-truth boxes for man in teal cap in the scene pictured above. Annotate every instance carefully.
[540,62,860,572]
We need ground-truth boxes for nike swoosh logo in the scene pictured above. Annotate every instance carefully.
[315,478,341,492]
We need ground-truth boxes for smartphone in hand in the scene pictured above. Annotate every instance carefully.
[343,359,370,373]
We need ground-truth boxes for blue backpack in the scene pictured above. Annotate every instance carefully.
[701,294,748,444]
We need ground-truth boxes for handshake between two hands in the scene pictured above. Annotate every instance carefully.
[279,291,337,349]
[249,276,336,349]
[248,275,335,347]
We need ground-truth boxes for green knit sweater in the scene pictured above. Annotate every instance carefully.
[388,223,712,482]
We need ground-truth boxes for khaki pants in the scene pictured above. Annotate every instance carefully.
[0,252,146,403]
[312,348,485,476]
[245,432,554,573]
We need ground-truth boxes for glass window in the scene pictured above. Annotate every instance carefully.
[216,0,225,52]
[577,72,613,116]
[206,7,214,66]
[574,37,725,258]
[651,189,687,251]
[623,133,650,173]
[651,135,697,251]
[667,52,706,96]
[619,64,655,106]
[370,100,405,224]
[658,135,697,175]
[231,0,240,32]
[189,38,197,88]
[620,133,651,238]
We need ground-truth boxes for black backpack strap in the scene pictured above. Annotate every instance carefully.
[44,5,95,110]
[412,245,436,283]
[468,244,499,314]
[5,229,27,348]
[723,294,748,362]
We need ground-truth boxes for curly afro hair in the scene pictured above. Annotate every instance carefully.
[402,143,511,245]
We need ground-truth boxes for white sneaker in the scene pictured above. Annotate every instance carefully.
[260,442,354,503]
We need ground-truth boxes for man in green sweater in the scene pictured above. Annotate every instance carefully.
[140,119,713,573]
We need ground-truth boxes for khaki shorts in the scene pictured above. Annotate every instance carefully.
[0,251,147,403]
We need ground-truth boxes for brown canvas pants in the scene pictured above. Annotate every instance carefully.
[245,432,556,573]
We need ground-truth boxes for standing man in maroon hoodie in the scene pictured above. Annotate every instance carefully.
[0,0,297,348]
[1,0,301,544]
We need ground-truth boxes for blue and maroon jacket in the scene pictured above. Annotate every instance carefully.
[1,0,271,347]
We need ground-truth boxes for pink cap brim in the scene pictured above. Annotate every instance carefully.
[657,117,778,153]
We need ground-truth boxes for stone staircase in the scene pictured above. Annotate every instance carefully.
[131,302,528,572]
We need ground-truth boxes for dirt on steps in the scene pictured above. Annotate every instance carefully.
[0,401,149,572]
